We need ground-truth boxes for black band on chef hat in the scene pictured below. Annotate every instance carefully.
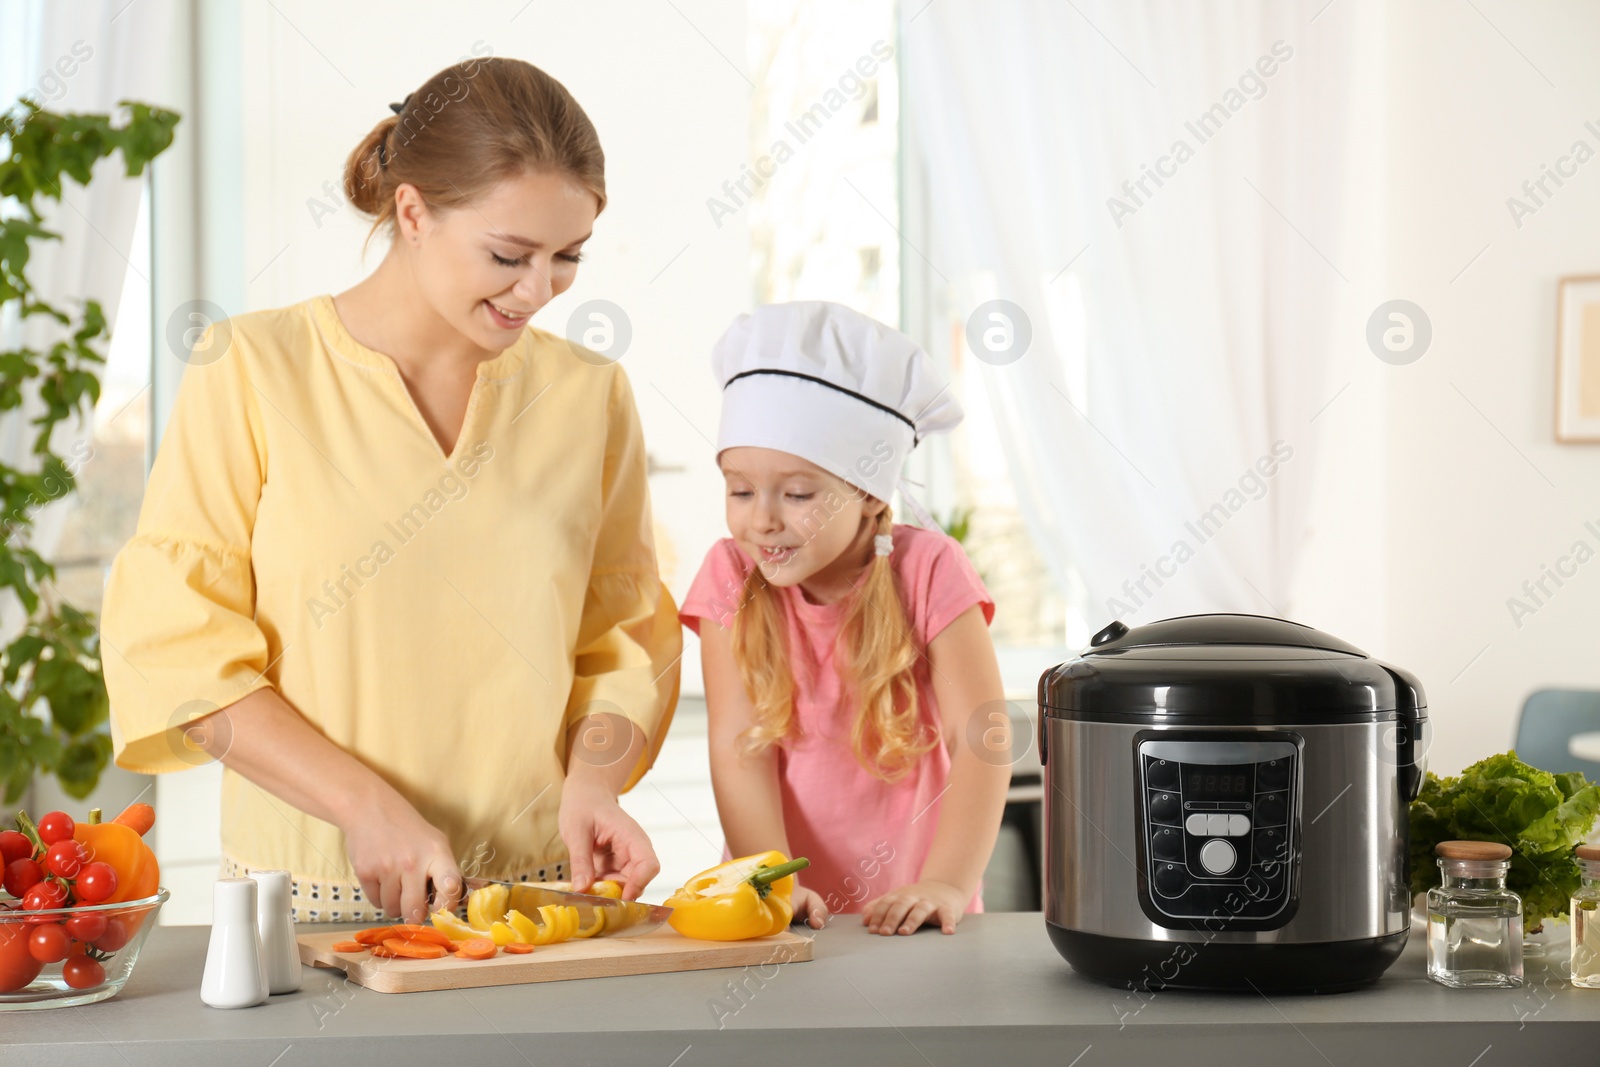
[723,368,921,445]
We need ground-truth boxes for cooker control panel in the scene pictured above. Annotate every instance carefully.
[1136,737,1299,927]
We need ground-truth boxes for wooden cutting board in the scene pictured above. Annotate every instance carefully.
[297,926,814,993]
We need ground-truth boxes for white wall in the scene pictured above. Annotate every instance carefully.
[1291,0,1600,778]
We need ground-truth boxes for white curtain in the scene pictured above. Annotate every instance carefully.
[0,0,177,633]
[902,0,1381,627]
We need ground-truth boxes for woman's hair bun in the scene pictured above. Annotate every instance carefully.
[343,115,398,218]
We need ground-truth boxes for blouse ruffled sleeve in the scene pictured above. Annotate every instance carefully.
[102,326,275,774]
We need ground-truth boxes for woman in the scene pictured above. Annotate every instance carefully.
[101,57,680,924]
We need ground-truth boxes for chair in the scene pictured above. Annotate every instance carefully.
[1514,689,1600,782]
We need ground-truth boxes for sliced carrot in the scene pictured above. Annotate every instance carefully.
[330,940,366,953]
[383,937,448,960]
[503,942,535,954]
[454,938,497,960]
[112,802,156,836]
[368,944,400,957]
[383,924,453,948]
[354,926,401,945]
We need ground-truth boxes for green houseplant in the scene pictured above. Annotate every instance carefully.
[0,99,179,802]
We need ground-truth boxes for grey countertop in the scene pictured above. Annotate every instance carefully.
[3,914,1593,1065]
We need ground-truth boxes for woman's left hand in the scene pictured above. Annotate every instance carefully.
[558,778,660,901]
[862,880,968,935]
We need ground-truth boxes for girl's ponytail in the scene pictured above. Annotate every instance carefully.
[838,508,935,780]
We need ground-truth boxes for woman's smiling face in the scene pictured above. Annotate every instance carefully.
[721,446,885,593]
[398,168,598,352]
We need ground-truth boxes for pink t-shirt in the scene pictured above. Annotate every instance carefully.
[679,523,995,915]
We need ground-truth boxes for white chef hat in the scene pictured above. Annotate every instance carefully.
[712,301,963,504]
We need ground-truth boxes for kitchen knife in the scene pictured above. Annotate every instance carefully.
[463,878,672,938]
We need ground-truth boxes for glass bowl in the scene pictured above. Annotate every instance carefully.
[0,889,169,1009]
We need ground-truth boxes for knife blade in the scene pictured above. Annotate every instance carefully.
[463,878,672,938]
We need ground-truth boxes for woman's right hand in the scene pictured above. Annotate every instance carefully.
[345,795,463,924]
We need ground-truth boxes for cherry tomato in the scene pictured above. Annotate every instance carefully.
[65,911,107,943]
[3,858,44,898]
[61,954,105,990]
[36,812,74,847]
[27,923,70,963]
[0,923,42,992]
[43,839,88,880]
[21,880,68,916]
[74,863,117,904]
[92,917,130,953]
[0,831,30,867]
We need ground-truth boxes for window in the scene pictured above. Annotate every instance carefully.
[50,183,152,617]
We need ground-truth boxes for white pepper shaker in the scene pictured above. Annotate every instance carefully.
[251,870,301,994]
[201,878,269,1008]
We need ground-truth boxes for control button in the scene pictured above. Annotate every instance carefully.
[1255,792,1287,826]
[1257,758,1290,792]
[1199,839,1237,876]
[1185,813,1209,837]
[1227,814,1251,837]
[1153,862,1187,898]
[1207,814,1230,837]
[1146,758,1179,791]
[1148,791,1180,825]
[1150,826,1184,862]
[1253,827,1289,864]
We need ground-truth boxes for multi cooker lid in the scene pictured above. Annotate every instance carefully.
[1039,613,1427,722]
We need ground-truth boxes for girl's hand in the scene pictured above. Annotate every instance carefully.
[791,885,831,930]
[862,880,968,935]
[346,795,463,924]
[559,778,660,900]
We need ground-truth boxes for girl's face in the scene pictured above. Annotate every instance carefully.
[397,169,598,352]
[720,447,886,594]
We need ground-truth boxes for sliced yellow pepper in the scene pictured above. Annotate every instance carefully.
[466,883,509,929]
[572,907,606,939]
[488,920,521,946]
[506,909,542,945]
[666,852,809,942]
[430,909,486,941]
[534,905,565,945]
[589,880,624,900]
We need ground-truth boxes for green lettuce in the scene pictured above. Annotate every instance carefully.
[1408,751,1600,929]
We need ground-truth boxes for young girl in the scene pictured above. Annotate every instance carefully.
[679,301,1012,936]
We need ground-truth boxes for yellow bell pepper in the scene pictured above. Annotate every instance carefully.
[430,910,484,941]
[665,852,810,942]
[572,907,606,939]
[466,883,509,929]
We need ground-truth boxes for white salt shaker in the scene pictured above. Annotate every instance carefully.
[251,870,301,994]
[201,878,269,1008]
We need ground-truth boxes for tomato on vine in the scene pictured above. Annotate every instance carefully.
[43,840,88,880]
[3,858,44,898]
[64,911,107,943]
[92,917,130,953]
[36,812,74,847]
[0,831,30,867]
[21,881,68,916]
[27,923,71,964]
[74,863,118,904]
[61,954,105,990]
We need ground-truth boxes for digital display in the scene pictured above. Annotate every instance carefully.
[1183,763,1253,800]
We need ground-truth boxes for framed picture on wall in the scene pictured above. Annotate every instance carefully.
[1557,275,1600,442]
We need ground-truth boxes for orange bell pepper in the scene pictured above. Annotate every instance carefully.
[73,807,159,904]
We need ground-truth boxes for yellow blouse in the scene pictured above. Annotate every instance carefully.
[102,294,681,907]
